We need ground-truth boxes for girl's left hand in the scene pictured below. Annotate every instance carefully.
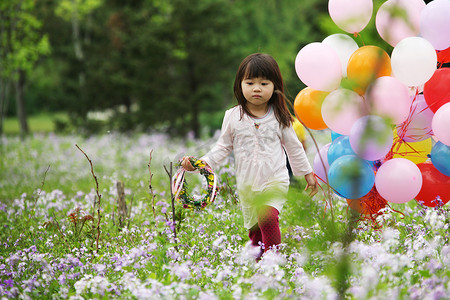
[304,172,319,197]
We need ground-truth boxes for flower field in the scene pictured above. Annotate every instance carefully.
[0,133,448,299]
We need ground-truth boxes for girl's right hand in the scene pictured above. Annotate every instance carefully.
[181,157,196,171]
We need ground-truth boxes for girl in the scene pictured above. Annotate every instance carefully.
[182,53,318,259]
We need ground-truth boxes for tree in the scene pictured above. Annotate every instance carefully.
[0,0,50,135]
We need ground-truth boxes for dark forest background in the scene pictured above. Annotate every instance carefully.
[1,0,412,137]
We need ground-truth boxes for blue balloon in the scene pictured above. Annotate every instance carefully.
[431,141,450,176]
[327,136,355,165]
[328,155,375,199]
[331,130,343,141]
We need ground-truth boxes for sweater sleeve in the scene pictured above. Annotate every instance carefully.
[281,124,313,176]
[200,109,234,171]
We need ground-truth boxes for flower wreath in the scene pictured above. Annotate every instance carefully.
[172,157,217,209]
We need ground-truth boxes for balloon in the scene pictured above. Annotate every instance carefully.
[331,130,343,141]
[328,155,375,199]
[346,186,388,215]
[420,0,450,50]
[375,158,423,204]
[321,88,366,135]
[347,46,392,95]
[366,76,411,124]
[416,162,450,207]
[322,34,359,76]
[391,136,432,164]
[328,0,373,34]
[327,136,356,165]
[295,42,342,91]
[376,0,426,47]
[396,94,434,142]
[437,47,450,67]
[349,115,394,161]
[293,118,306,142]
[430,141,450,176]
[431,102,450,146]
[313,143,331,183]
[391,37,437,87]
[294,87,329,130]
[423,68,450,113]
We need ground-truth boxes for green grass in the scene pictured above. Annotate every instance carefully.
[1,133,448,299]
[2,112,69,134]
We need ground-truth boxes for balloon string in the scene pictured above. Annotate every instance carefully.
[354,32,365,46]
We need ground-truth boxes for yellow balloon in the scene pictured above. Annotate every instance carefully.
[392,130,432,164]
[293,118,306,141]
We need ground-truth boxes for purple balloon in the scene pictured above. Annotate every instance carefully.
[314,143,331,183]
[350,115,394,161]
[396,94,434,142]
[420,0,450,50]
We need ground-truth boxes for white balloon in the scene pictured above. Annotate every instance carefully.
[323,34,359,76]
[391,37,437,87]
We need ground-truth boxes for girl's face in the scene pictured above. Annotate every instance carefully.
[241,77,274,111]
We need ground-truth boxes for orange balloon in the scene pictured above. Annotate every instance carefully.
[347,46,392,95]
[294,87,329,130]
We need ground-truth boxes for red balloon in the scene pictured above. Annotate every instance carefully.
[437,47,450,66]
[416,162,450,207]
[423,68,450,113]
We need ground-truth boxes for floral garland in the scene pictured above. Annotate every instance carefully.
[172,157,217,209]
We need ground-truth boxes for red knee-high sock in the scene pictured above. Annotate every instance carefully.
[248,224,262,247]
[258,206,281,251]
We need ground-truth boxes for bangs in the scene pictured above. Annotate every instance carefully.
[243,58,275,81]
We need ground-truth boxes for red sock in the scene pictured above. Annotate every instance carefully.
[248,224,262,247]
[258,206,281,251]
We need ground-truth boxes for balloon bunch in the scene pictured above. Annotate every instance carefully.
[294,0,450,216]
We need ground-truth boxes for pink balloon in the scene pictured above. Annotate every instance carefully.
[432,102,450,146]
[295,42,342,92]
[376,0,426,47]
[397,94,434,142]
[328,0,373,34]
[375,158,423,204]
[313,143,331,183]
[420,0,450,50]
[321,88,366,135]
[366,76,412,125]
[350,115,394,161]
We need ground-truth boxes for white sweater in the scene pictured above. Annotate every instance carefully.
[202,105,313,228]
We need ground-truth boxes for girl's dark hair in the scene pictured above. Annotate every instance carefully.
[233,53,293,128]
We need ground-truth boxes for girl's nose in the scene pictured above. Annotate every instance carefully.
[253,84,261,91]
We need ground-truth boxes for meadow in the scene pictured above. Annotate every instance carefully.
[0,131,448,299]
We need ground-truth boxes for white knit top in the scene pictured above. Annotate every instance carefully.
[202,105,313,229]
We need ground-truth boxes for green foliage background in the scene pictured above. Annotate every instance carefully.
[2,0,336,136]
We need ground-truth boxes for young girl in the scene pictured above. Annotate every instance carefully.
[182,53,318,259]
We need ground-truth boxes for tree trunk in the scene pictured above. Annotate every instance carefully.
[15,69,29,135]
[71,0,86,102]
[188,60,200,138]
[0,79,9,135]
